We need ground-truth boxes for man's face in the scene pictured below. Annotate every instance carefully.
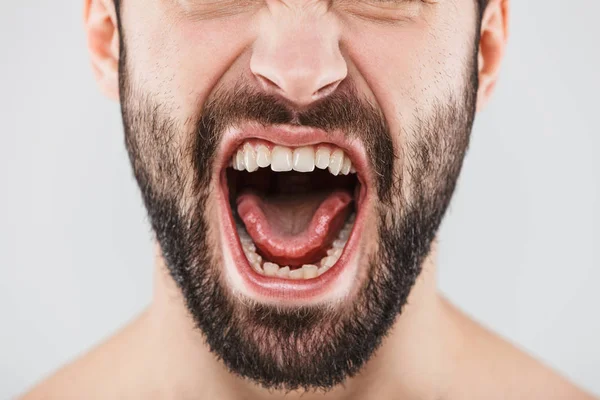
[117,0,479,392]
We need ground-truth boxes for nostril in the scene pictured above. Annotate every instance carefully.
[256,74,282,92]
[312,80,341,100]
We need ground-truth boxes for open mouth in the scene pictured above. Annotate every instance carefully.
[218,130,368,296]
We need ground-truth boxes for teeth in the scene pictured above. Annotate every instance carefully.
[318,256,337,276]
[271,146,293,172]
[328,149,344,176]
[256,145,271,168]
[229,142,356,175]
[243,144,258,173]
[302,264,319,279]
[235,150,245,171]
[327,248,343,258]
[276,266,291,278]
[239,231,253,245]
[341,156,352,175]
[241,241,254,250]
[289,268,305,280]
[315,147,331,169]
[251,262,263,273]
[332,239,346,249]
[321,256,337,268]
[246,251,262,265]
[293,147,315,172]
[338,227,351,240]
[263,262,280,276]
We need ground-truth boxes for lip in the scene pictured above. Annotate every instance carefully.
[215,123,372,301]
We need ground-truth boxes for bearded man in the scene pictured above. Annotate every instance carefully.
[23,0,595,399]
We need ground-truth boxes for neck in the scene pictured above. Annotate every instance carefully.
[145,240,455,400]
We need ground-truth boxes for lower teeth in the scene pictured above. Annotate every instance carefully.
[238,213,355,280]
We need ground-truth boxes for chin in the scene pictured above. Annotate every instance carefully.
[123,77,471,391]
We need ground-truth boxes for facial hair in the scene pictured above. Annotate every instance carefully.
[117,41,477,392]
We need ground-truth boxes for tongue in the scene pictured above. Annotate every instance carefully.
[237,190,352,267]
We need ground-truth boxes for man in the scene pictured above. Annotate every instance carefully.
[22,0,595,398]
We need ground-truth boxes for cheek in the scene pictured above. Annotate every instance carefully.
[343,11,476,146]
[123,1,257,122]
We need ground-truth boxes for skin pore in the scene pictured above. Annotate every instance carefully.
[22,0,596,399]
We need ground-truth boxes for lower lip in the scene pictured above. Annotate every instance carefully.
[217,169,368,301]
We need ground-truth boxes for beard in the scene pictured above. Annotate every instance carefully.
[117,41,477,391]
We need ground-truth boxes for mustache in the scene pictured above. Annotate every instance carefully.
[193,81,396,200]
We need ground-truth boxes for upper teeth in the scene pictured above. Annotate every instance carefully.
[232,142,356,176]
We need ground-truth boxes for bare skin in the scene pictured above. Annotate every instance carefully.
[21,0,597,398]
[23,245,594,399]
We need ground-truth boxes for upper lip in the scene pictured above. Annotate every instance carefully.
[216,122,371,181]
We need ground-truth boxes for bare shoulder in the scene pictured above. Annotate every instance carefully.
[20,312,152,400]
[441,298,597,400]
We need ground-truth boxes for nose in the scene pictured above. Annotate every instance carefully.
[250,15,348,107]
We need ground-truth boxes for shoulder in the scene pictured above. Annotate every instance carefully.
[442,299,597,400]
[20,313,152,400]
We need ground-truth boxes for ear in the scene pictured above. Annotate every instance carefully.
[84,0,120,100]
[476,0,510,111]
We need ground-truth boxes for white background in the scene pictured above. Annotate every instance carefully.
[1,1,598,398]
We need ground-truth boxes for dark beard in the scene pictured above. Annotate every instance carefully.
[117,42,477,391]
